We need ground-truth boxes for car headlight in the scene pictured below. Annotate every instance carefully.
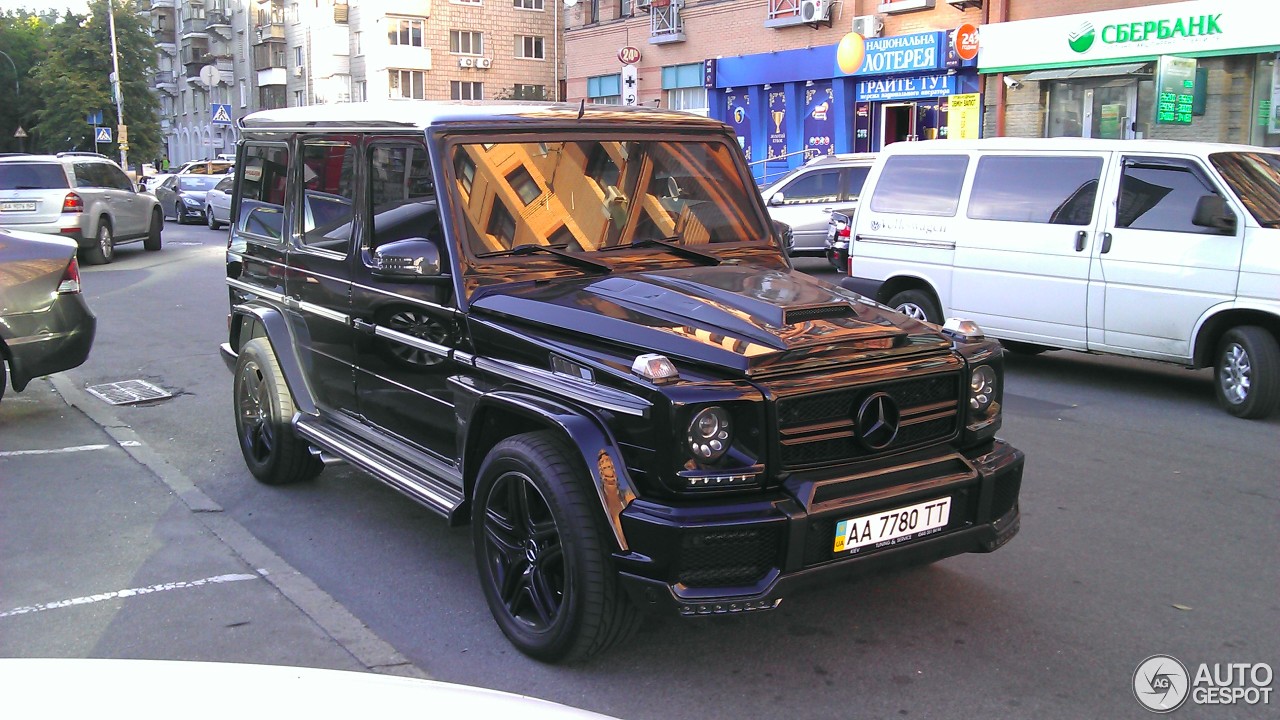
[970,365,997,415]
[182,196,201,207]
[687,406,731,462]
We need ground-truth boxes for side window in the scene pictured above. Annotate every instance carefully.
[779,169,839,205]
[368,142,440,251]
[215,176,234,193]
[235,143,290,241]
[845,166,871,200]
[107,166,134,191]
[1116,158,1222,234]
[72,162,106,188]
[968,155,1103,225]
[869,155,969,217]
[300,139,356,251]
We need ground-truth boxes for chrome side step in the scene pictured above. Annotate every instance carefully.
[295,417,466,523]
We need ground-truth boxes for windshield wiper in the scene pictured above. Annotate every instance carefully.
[598,236,720,265]
[477,243,613,274]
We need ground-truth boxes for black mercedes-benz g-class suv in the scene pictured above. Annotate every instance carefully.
[222,102,1023,663]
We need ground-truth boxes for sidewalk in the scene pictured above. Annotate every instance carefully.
[0,376,426,678]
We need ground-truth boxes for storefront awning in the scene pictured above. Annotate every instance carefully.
[1020,63,1150,82]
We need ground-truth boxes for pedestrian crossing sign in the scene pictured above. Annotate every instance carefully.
[211,103,233,125]
[95,126,112,143]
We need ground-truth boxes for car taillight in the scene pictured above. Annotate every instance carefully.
[57,257,82,294]
[61,192,84,213]
[835,220,851,239]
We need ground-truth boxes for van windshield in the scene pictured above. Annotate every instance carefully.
[1209,151,1280,228]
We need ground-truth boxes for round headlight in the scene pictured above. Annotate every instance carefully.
[687,406,731,463]
[970,365,997,413]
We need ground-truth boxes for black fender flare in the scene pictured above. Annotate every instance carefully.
[229,303,318,417]
[467,390,640,552]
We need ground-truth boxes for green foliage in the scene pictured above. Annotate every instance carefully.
[8,1,159,168]
[0,9,53,153]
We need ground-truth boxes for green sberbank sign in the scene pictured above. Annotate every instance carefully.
[979,0,1279,72]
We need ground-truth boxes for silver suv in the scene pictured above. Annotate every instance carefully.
[0,153,163,264]
[761,153,874,259]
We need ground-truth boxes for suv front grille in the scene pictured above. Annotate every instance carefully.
[776,373,960,469]
[675,527,782,588]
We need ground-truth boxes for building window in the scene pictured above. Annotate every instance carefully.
[515,35,545,60]
[454,0,483,5]
[390,69,426,99]
[387,16,425,47]
[353,31,361,55]
[450,30,483,55]
[512,84,547,100]
[514,0,544,9]
[289,2,299,23]
[662,63,706,113]
[451,81,484,100]
[587,74,620,104]
[355,80,367,102]
[293,89,305,106]
[294,45,304,66]
[239,80,248,108]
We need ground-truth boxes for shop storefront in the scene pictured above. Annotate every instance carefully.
[709,29,981,183]
[979,0,1280,146]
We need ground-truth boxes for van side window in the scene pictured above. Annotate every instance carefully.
[869,155,968,217]
[1116,158,1221,234]
[968,156,1103,225]
[300,139,356,252]
[235,144,290,242]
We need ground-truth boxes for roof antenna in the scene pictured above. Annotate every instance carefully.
[577,98,586,120]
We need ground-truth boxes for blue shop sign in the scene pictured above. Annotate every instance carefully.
[712,31,947,88]
[857,73,956,102]
[846,32,946,77]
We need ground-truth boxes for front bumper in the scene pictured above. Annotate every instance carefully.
[615,439,1024,616]
[4,293,96,392]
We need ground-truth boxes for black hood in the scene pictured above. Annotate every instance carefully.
[471,266,950,376]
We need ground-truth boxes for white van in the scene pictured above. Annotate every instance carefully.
[841,138,1280,419]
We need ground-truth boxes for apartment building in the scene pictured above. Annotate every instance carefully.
[148,0,562,164]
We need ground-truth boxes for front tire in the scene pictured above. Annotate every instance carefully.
[472,431,640,663]
[144,210,163,251]
[173,201,187,225]
[83,218,114,265]
[233,338,323,484]
[1214,326,1280,419]
[888,289,942,325]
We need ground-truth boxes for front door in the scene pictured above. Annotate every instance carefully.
[881,103,916,145]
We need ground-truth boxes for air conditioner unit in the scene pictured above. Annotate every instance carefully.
[458,57,475,68]
[476,58,492,69]
[801,0,832,24]
[634,0,651,11]
[292,65,304,77]
[852,14,884,37]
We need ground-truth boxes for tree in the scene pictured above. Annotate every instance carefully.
[29,0,159,166]
[0,10,53,154]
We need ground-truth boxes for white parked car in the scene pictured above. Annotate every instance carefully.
[760,153,874,259]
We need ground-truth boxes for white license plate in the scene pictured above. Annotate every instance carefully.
[834,497,952,554]
[1,201,36,212]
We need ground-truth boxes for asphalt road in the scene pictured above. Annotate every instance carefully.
[2,229,1276,720]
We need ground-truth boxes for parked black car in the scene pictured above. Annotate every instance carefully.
[222,102,1024,663]
[155,174,221,224]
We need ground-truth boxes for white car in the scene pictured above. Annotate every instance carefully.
[204,174,234,230]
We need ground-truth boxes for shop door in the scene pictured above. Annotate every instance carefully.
[881,103,916,145]
[1049,81,1138,139]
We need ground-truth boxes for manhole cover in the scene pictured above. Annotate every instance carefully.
[85,380,172,405]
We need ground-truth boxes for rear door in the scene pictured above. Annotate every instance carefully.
[1091,154,1245,359]
[950,152,1109,348]
[103,162,146,236]
[0,161,71,227]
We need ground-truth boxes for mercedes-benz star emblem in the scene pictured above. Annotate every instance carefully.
[854,392,900,451]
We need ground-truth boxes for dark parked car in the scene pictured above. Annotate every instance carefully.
[155,173,221,225]
[0,229,96,401]
[222,101,1024,663]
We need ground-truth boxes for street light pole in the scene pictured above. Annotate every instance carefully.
[0,50,20,152]
[106,0,128,169]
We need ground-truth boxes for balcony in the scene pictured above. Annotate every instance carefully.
[253,42,286,72]
[765,0,806,28]
[149,0,175,10]
[181,18,208,39]
[254,20,285,44]
[649,0,686,44]
[207,10,233,36]
[153,70,178,95]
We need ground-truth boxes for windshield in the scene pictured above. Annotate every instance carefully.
[448,136,773,285]
[1209,151,1280,228]
[178,175,220,191]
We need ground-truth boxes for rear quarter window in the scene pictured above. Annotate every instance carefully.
[0,162,70,190]
[868,155,969,217]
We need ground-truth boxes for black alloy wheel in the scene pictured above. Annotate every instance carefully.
[233,338,323,484]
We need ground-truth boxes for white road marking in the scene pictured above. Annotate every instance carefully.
[0,444,110,457]
[0,573,259,618]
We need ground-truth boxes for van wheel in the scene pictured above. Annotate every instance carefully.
[83,219,114,265]
[144,210,163,251]
[233,338,323,484]
[1214,326,1280,419]
[888,290,941,325]
[472,431,641,663]
[1001,340,1049,356]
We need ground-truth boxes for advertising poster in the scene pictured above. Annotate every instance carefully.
[1099,103,1125,138]
[803,81,835,158]
[947,93,980,140]
[725,91,752,161]
[767,89,787,160]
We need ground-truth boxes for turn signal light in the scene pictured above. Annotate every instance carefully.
[57,258,81,294]
[61,192,84,213]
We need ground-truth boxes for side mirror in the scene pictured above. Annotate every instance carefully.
[768,192,785,207]
[372,238,442,279]
[1192,195,1236,234]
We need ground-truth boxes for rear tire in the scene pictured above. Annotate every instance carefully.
[888,289,941,325]
[233,338,323,484]
[472,431,641,663]
[144,210,163,251]
[207,206,222,230]
[82,218,114,265]
[1214,326,1280,419]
